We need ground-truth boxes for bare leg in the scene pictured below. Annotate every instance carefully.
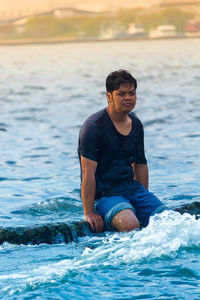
[111,209,140,232]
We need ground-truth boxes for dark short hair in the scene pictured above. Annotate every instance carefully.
[106,70,137,93]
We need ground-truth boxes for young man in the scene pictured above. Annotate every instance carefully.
[78,70,164,233]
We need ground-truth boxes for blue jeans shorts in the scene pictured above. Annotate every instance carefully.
[95,185,166,230]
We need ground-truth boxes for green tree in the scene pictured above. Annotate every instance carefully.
[116,8,193,33]
[139,9,193,32]
[22,16,78,38]
[21,15,113,38]
[0,24,16,39]
[117,8,142,28]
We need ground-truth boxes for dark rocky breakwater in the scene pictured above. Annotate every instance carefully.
[1,201,200,246]
[0,221,91,245]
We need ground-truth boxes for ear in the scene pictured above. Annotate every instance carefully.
[106,92,113,104]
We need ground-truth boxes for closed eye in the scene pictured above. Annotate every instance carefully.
[118,91,135,96]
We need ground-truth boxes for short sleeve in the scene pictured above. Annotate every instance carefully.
[78,121,100,162]
[135,121,147,164]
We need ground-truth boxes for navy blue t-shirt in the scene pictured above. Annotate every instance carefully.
[78,108,147,199]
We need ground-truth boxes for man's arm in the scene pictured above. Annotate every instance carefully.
[132,163,149,190]
[81,155,104,233]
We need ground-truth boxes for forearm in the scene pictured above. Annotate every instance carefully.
[134,163,149,190]
[81,172,96,215]
[81,172,104,233]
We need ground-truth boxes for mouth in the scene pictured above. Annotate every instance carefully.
[123,103,133,107]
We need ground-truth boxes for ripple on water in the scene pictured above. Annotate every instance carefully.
[21,176,51,181]
[184,133,200,138]
[22,154,49,159]
[5,161,16,165]
[170,195,200,201]
[24,85,46,90]
[143,118,169,127]
[0,177,15,182]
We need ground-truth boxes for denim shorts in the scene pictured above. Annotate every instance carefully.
[95,185,166,230]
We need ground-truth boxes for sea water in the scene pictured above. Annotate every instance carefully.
[0,38,200,299]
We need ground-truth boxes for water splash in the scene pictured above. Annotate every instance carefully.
[79,210,200,266]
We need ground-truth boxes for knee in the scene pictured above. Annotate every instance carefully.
[111,209,140,232]
[118,219,140,232]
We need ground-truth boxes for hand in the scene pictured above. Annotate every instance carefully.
[84,213,104,233]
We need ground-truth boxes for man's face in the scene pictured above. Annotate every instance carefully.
[107,83,136,113]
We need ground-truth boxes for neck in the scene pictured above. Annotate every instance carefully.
[106,106,128,123]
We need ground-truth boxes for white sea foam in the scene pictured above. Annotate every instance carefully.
[1,210,200,295]
[78,210,200,266]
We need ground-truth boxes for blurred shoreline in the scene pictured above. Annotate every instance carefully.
[0,35,200,46]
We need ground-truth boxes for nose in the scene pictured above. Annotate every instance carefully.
[124,92,131,100]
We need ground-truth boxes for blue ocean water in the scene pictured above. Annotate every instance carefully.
[0,38,200,299]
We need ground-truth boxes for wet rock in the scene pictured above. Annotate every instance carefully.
[0,221,91,246]
[174,201,200,218]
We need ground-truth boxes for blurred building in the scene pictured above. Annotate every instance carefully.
[75,2,107,12]
[149,25,177,38]
[185,20,200,36]
[54,7,110,18]
[127,24,145,37]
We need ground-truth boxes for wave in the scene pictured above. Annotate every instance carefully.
[11,197,82,217]
[24,85,46,90]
